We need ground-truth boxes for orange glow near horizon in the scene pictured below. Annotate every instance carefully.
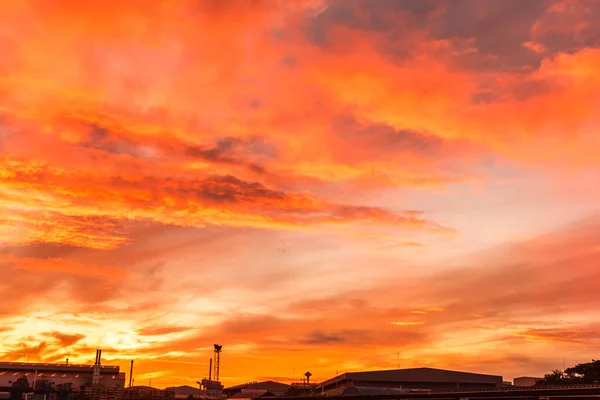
[2,0,600,389]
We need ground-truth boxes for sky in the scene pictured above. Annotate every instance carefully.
[1,0,600,389]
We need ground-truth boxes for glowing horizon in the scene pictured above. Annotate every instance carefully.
[1,0,600,388]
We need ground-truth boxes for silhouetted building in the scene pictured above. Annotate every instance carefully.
[319,368,503,392]
[335,387,417,396]
[227,390,276,400]
[165,386,205,399]
[122,386,175,400]
[223,382,289,398]
[287,383,317,397]
[201,379,224,400]
[513,377,542,387]
[0,361,125,389]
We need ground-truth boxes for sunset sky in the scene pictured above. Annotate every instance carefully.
[1,0,600,389]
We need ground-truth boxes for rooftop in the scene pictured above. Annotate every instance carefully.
[0,362,120,374]
[320,367,503,386]
[0,371,123,379]
[225,381,289,391]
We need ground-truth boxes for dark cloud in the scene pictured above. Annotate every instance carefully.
[331,115,443,159]
[82,124,273,174]
[298,328,423,347]
[109,172,437,228]
[185,136,277,165]
[307,0,437,46]
[308,0,559,71]
[82,123,149,158]
[300,330,347,344]
[191,175,287,204]
[185,144,238,164]
[46,331,86,346]
[108,174,285,206]
[431,0,548,71]
[531,1,600,55]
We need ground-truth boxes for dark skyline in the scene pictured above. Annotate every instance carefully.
[1,0,600,388]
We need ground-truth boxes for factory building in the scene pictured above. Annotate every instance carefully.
[227,389,276,399]
[513,377,542,387]
[318,367,503,392]
[0,351,125,389]
[223,381,290,398]
[165,386,205,399]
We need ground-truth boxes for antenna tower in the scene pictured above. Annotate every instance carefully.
[213,344,222,382]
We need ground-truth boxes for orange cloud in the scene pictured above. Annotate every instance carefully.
[2,0,600,389]
[390,321,425,326]
[12,256,127,282]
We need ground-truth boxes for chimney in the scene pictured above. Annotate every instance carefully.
[66,358,69,366]
[129,361,134,388]
[92,349,102,385]
[208,358,213,381]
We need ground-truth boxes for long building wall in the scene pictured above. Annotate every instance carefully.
[0,362,125,389]
[348,380,498,390]
[319,368,503,392]
[322,380,498,392]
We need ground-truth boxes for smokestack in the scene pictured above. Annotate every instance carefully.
[66,358,69,366]
[92,349,102,385]
[129,360,134,388]
[208,358,213,381]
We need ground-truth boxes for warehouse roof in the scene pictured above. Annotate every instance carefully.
[224,381,290,391]
[0,371,122,380]
[229,390,276,399]
[320,368,502,387]
[0,362,119,374]
[340,387,413,396]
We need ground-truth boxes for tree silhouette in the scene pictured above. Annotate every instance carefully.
[10,376,30,400]
[12,376,30,390]
[35,379,51,392]
[565,359,600,384]
[56,382,73,400]
[537,360,600,385]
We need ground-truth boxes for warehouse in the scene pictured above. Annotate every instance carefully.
[513,377,542,387]
[319,367,503,392]
[0,351,125,389]
[223,381,290,397]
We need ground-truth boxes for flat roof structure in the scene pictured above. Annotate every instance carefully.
[319,367,503,391]
[0,362,120,374]
[0,360,125,389]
